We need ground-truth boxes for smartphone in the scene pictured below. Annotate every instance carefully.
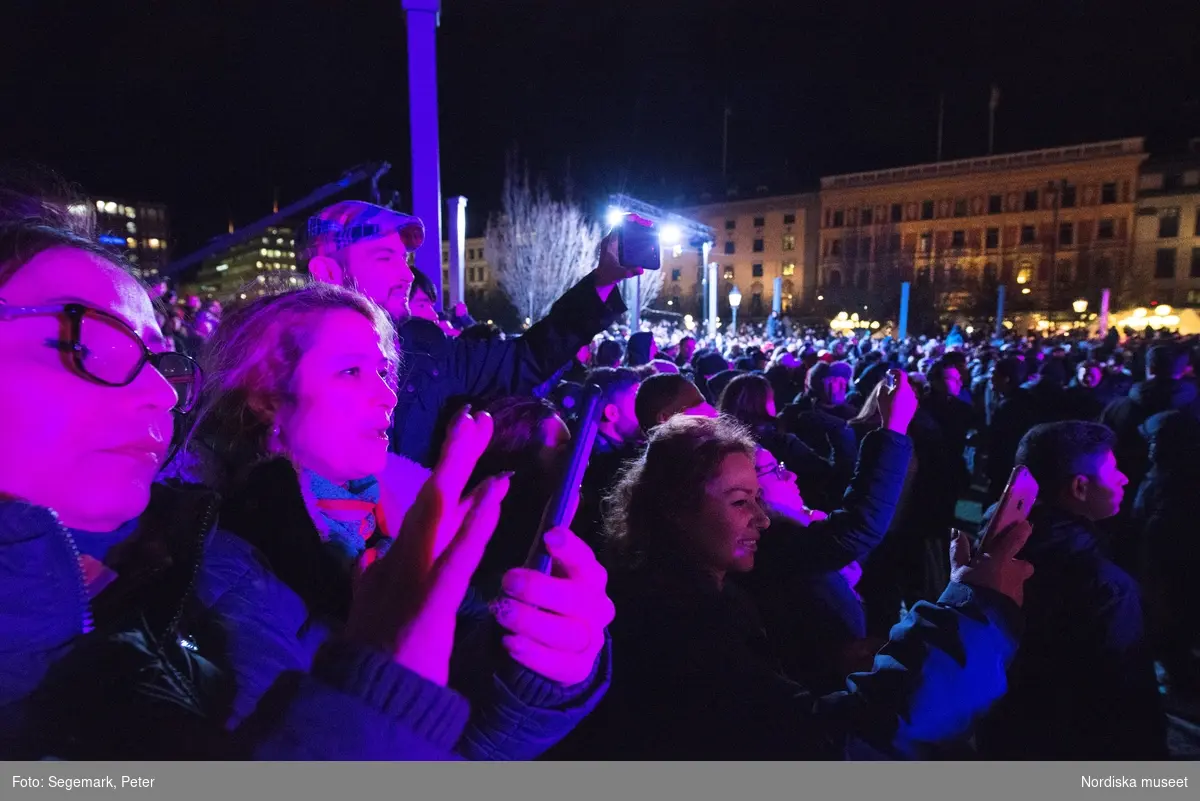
[616,213,662,271]
[524,383,605,574]
[980,465,1038,551]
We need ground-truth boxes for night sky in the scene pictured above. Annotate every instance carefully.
[4,0,1198,260]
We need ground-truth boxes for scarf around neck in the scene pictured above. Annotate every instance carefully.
[303,470,390,569]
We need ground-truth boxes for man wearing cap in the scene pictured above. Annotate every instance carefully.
[303,201,634,466]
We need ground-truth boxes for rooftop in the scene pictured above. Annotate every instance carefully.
[821,138,1146,190]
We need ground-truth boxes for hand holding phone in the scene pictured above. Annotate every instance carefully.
[980,465,1038,553]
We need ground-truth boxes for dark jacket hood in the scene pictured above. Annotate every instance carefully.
[1128,377,1198,413]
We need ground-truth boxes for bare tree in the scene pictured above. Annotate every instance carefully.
[621,262,666,314]
[485,156,602,323]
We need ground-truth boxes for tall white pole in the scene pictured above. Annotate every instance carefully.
[706,261,719,340]
[446,195,467,307]
[403,0,443,310]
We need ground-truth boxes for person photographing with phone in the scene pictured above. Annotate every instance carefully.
[976,421,1167,760]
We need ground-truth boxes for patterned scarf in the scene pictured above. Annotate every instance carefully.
[303,470,391,570]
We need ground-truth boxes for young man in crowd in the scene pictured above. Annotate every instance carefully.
[573,367,644,550]
[303,200,637,466]
[634,373,718,433]
[977,421,1167,759]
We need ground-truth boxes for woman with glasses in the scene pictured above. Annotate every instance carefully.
[736,371,917,692]
[551,411,1033,761]
[181,285,612,760]
[0,181,551,759]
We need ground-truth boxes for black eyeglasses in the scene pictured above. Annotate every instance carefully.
[756,460,788,480]
[0,301,201,413]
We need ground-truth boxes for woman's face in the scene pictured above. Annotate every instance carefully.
[754,447,803,510]
[280,308,397,484]
[0,248,178,531]
[685,452,771,575]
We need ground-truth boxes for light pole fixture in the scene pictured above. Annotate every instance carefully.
[1072,298,1088,315]
[728,284,742,333]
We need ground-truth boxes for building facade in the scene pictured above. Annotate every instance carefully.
[1132,151,1200,308]
[663,193,820,318]
[439,236,495,307]
[87,197,171,280]
[817,138,1146,324]
[188,227,300,302]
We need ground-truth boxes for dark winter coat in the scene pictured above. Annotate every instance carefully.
[738,429,913,689]
[391,273,626,466]
[551,560,1021,760]
[215,460,611,760]
[0,486,469,759]
[976,504,1167,760]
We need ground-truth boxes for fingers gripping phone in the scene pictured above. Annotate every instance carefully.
[525,383,605,574]
[616,213,662,272]
[980,465,1038,552]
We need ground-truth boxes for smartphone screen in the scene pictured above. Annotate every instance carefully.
[524,383,605,573]
[617,214,662,271]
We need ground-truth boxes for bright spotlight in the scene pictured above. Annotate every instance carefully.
[659,224,682,245]
[606,207,625,228]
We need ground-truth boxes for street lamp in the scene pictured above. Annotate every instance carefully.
[1072,298,1088,314]
[728,284,742,334]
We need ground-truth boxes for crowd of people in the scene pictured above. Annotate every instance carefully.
[1,175,1197,760]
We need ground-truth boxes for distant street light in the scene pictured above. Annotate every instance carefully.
[728,284,742,333]
[1072,298,1088,314]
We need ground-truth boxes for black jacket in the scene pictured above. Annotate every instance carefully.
[391,273,626,466]
[551,561,1021,760]
[1100,377,1200,488]
[739,429,913,689]
[985,388,1037,499]
[976,505,1167,759]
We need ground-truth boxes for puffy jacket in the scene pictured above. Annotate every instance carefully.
[391,273,626,466]
[551,560,1021,760]
[214,460,611,760]
[0,486,468,760]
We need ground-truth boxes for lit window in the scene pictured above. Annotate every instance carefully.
[104,201,117,215]
[1016,268,1031,285]
[277,238,284,245]
[148,238,161,249]
[126,222,137,234]
[288,251,295,259]
[260,249,269,257]
[782,262,796,276]
[262,237,269,245]
[95,200,106,212]
[274,250,282,258]
[125,207,136,219]
[290,239,295,246]
[126,237,137,248]
[256,261,264,268]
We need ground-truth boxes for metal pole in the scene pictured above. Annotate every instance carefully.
[630,273,641,331]
[898,281,911,340]
[731,304,738,334]
[1099,287,1111,335]
[707,261,718,340]
[772,276,782,314]
[446,195,466,307]
[995,284,1006,339]
[403,0,444,310]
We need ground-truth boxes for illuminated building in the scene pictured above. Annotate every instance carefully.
[1132,143,1200,308]
[817,138,1146,319]
[440,236,496,306]
[84,198,171,280]
[188,227,299,302]
[662,193,820,317]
